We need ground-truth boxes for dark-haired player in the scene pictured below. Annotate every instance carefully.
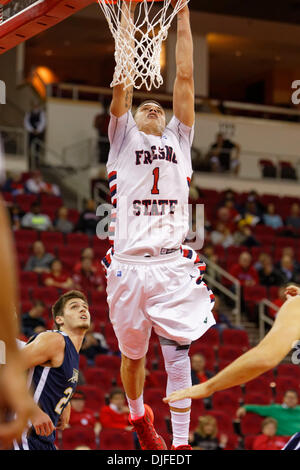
[103,0,215,451]
[13,290,90,450]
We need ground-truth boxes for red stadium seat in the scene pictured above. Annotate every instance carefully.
[221,329,250,350]
[244,435,256,450]
[94,355,121,371]
[61,426,97,450]
[77,385,106,411]
[206,410,233,434]
[89,289,107,304]
[218,345,244,363]
[84,367,117,389]
[212,391,241,416]
[19,271,39,287]
[66,233,90,249]
[240,413,264,435]
[224,433,240,450]
[244,392,273,405]
[243,286,268,302]
[244,376,274,393]
[14,229,38,245]
[199,328,220,349]
[275,377,300,402]
[40,231,64,245]
[99,429,135,450]
[276,364,300,380]
[31,287,60,306]
[15,194,38,211]
[91,304,109,322]
[79,354,88,372]
[144,388,167,408]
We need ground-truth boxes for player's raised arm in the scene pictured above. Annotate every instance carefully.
[21,331,65,370]
[164,296,300,403]
[172,0,195,127]
[110,2,136,117]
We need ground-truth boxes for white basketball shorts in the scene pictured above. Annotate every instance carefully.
[102,246,216,360]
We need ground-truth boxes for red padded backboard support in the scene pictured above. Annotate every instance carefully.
[0,0,96,54]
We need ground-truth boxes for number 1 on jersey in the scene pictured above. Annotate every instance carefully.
[151,167,160,195]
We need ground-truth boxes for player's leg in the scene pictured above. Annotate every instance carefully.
[159,338,192,450]
[120,354,146,419]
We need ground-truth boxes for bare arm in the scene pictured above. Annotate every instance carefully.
[21,331,65,370]
[164,296,300,403]
[110,2,136,117]
[172,1,195,127]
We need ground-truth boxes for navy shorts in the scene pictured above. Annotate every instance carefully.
[14,434,56,451]
[283,432,300,450]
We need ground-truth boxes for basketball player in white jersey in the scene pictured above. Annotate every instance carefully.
[0,142,35,448]
[102,0,215,450]
[164,286,300,450]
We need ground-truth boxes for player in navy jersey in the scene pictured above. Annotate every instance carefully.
[13,290,90,450]
[165,286,300,450]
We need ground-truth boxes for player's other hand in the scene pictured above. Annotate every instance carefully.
[171,0,187,10]
[285,285,300,298]
[163,383,207,404]
[56,403,71,431]
[31,407,55,437]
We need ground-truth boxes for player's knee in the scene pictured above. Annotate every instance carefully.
[121,354,145,374]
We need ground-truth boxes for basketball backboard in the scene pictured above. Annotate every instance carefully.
[0,0,95,54]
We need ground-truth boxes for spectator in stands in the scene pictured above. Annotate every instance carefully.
[258,254,285,287]
[21,300,46,338]
[285,203,300,231]
[236,201,261,229]
[73,248,104,277]
[277,247,300,273]
[254,252,270,271]
[9,203,24,231]
[208,132,240,174]
[245,190,265,217]
[73,257,106,293]
[189,415,228,450]
[202,244,221,283]
[216,206,237,233]
[24,103,46,168]
[53,206,74,234]
[25,170,60,196]
[191,353,214,386]
[80,321,109,363]
[21,202,53,231]
[24,240,55,273]
[210,222,234,249]
[278,254,300,284]
[69,390,97,429]
[229,252,259,287]
[75,199,99,236]
[269,286,287,319]
[2,172,25,195]
[212,294,235,331]
[236,390,300,436]
[252,418,288,450]
[233,225,260,248]
[99,388,132,431]
[43,259,74,290]
[263,203,283,230]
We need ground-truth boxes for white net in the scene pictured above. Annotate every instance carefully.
[97,0,190,91]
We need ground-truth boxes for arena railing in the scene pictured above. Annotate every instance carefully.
[201,254,241,326]
[47,83,300,122]
[258,299,278,341]
[0,125,27,158]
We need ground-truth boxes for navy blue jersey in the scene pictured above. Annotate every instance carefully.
[14,331,79,450]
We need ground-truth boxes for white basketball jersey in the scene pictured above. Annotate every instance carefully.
[106,111,194,256]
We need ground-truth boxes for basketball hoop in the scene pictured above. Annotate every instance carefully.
[97,0,190,91]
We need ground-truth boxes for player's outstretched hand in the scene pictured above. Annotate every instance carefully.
[163,383,208,404]
[285,285,300,298]
[31,407,55,437]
